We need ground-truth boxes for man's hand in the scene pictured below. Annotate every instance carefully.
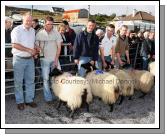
[127,59,130,64]
[90,60,95,66]
[68,43,73,51]
[102,62,107,69]
[148,54,151,59]
[33,47,40,58]
[74,59,79,64]
[28,49,37,56]
[35,46,41,53]
[119,60,125,66]
[111,61,115,65]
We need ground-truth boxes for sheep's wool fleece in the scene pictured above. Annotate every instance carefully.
[86,71,120,104]
[109,69,134,96]
[124,70,154,93]
[52,73,92,111]
[148,62,155,76]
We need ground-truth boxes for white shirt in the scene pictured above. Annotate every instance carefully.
[11,25,35,57]
[100,35,117,56]
[35,28,63,61]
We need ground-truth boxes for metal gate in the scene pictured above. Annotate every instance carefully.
[5,43,76,96]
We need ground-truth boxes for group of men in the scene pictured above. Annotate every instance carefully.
[5,12,155,110]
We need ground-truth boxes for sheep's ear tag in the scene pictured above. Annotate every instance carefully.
[95,70,104,75]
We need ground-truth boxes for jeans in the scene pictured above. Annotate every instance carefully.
[13,56,35,104]
[78,57,92,77]
[142,57,148,70]
[40,58,61,102]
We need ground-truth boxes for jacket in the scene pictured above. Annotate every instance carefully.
[140,38,151,58]
[73,30,99,61]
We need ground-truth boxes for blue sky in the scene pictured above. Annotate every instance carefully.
[10,5,155,16]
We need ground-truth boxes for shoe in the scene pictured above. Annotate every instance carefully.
[25,102,37,108]
[17,103,25,110]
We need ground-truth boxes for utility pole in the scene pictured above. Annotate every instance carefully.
[31,5,33,16]
[88,5,90,20]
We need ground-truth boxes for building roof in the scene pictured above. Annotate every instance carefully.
[121,11,155,22]
[64,9,80,13]
[63,9,88,18]
[52,7,64,13]
[78,9,88,18]
[113,16,122,21]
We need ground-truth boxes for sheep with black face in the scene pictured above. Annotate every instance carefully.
[109,69,134,104]
[81,62,121,112]
[50,67,92,118]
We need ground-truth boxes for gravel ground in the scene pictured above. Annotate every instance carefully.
[5,86,155,124]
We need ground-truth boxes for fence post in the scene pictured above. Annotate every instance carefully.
[133,42,140,69]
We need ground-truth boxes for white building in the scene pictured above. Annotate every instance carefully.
[114,9,155,32]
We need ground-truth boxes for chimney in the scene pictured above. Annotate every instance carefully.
[133,9,137,17]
